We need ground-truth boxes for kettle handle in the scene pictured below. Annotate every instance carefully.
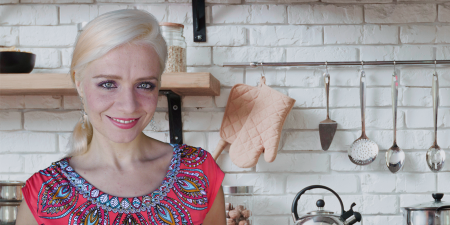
[291,185,345,221]
[436,205,450,218]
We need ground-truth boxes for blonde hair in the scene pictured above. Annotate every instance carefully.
[68,9,167,157]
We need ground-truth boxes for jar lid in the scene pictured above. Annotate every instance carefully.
[0,201,21,206]
[403,193,450,211]
[223,186,253,194]
[0,181,25,186]
[159,22,184,28]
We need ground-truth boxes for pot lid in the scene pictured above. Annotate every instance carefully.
[403,193,450,210]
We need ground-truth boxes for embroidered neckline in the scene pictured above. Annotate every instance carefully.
[56,143,183,214]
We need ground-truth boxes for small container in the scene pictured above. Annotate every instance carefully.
[223,186,253,225]
[159,22,187,73]
[0,181,24,202]
[0,201,20,225]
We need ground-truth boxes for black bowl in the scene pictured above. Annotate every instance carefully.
[0,52,36,73]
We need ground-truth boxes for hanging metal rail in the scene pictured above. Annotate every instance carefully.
[222,60,450,67]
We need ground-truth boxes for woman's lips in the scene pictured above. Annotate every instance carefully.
[107,116,140,129]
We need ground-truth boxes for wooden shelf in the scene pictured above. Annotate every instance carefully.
[0,72,220,96]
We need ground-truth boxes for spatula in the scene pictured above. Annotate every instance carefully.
[319,72,337,151]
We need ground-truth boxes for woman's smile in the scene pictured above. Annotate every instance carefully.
[107,115,141,129]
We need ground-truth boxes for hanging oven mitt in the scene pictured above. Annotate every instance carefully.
[212,77,296,168]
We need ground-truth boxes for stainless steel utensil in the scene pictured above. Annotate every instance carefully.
[402,193,450,225]
[0,181,24,202]
[0,201,20,225]
[348,70,379,165]
[426,71,445,172]
[386,71,405,173]
[319,71,338,151]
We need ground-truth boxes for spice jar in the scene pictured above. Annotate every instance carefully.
[159,22,187,73]
[224,186,253,225]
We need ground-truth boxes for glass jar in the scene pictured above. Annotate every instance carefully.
[159,22,187,73]
[223,186,253,225]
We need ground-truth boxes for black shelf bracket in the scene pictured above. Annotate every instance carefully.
[192,0,206,42]
[159,90,183,144]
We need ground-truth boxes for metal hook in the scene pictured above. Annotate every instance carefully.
[325,61,328,74]
[435,60,437,75]
[361,61,364,70]
[260,62,266,78]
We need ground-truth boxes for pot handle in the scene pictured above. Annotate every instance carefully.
[435,205,450,218]
[291,185,345,221]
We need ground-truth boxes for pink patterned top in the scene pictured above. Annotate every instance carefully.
[22,144,225,225]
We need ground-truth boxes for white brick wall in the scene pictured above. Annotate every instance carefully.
[2,1,450,224]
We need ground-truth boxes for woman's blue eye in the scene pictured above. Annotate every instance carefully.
[99,81,116,89]
[138,82,155,90]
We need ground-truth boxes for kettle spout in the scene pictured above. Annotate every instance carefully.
[344,212,362,225]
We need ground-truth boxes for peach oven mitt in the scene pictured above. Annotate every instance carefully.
[212,77,296,168]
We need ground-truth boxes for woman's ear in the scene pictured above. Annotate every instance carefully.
[74,71,84,98]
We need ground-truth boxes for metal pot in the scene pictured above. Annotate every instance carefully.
[402,193,450,225]
[0,201,20,225]
[0,181,24,202]
[291,185,362,225]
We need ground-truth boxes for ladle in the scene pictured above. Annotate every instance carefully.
[348,64,379,165]
[386,65,405,173]
[426,66,445,172]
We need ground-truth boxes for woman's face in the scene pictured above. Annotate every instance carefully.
[75,43,160,143]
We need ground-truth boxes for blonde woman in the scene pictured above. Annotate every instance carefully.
[17,9,226,225]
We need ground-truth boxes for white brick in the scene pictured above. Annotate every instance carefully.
[287,47,358,62]
[24,154,65,173]
[58,133,71,153]
[284,109,326,130]
[328,68,360,86]
[441,88,450,106]
[213,47,284,66]
[330,108,360,129]
[401,25,437,44]
[437,46,450,60]
[250,26,322,46]
[212,5,286,24]
[405,109,433,128]
[183,132,206,148]
[331,152,387,172]
[324,25,362,44]
[329,88,393,107]
[188,67,244,87]
[144,112,169,131]
[285,69,322,87]
[365,4,437,23]
[253,195,291,215]
[402,151,432,172]
[365,130,393,150]
[214,88,230,108]
[0,112,21,130]
[363,216,403,225]
[439,3,450,22]
[396,174,436,193]
[245,68,285,86]
[363,25,399,44]
[400,194,443,207]
[0,6,58,25]
[282,131,321,151]
[207,132,229,155]
[32,68,70,74]
[168,5,193,24]
[60,5,92,24]
[360,46,434,61]
[63,96,82,109]
[324,195,363,215]
[216,152,251,172]
[142,131,167,143]
[363,195,399,214]
[97,0,161,2]
[361,173,396,193]
[24,96,61,109]
[324,0,391,2]
[186,47,211,66]
[286,175,320,194]
[288,5,363,24]
[256,153,329,172]
[438,173,450,192]
[397,130,433,150]
[157,96,168,109]
[19,26,78,47]
[253,217,290,225]
[207,0,240,3]
[328,131,359,151]
[320,175,358,193]
[0,132,56,153]
[224,173,286,194]
[135,5,168,22]
[0,0,18,3]
[62,48,74,67]
[8,174,33,182]
[185,26,245,47]
[402,87,432,107]
[0,155,23,172]
[400,67,433,87]
[182,96,214,108]
[24,111,79,132]
[440,130,450,149]
[98,5,128,15]
[20,48,60,68]
[366,108,405,129]
[0,96,24,109]
[182,112,223,131]
[288,88,324,108]
[0,27,18,46]
[365,68,398,86]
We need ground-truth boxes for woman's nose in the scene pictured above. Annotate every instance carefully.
[116,87,139,113]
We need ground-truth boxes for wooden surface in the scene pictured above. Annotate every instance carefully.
[0,72,220,96]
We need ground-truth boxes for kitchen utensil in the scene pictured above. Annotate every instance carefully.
[0,52,36,73]
[212,75,295,168]
[0,181,24,202]
[0,201,20,225]
[348,69,379,165]
[402,193,450,225]
[291,185,361,225]
[223,186,253,224]
[386,69,405,173]
[427,71,445,172]
[319,71,337,151]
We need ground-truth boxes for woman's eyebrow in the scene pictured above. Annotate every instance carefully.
[92,74,158,81]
